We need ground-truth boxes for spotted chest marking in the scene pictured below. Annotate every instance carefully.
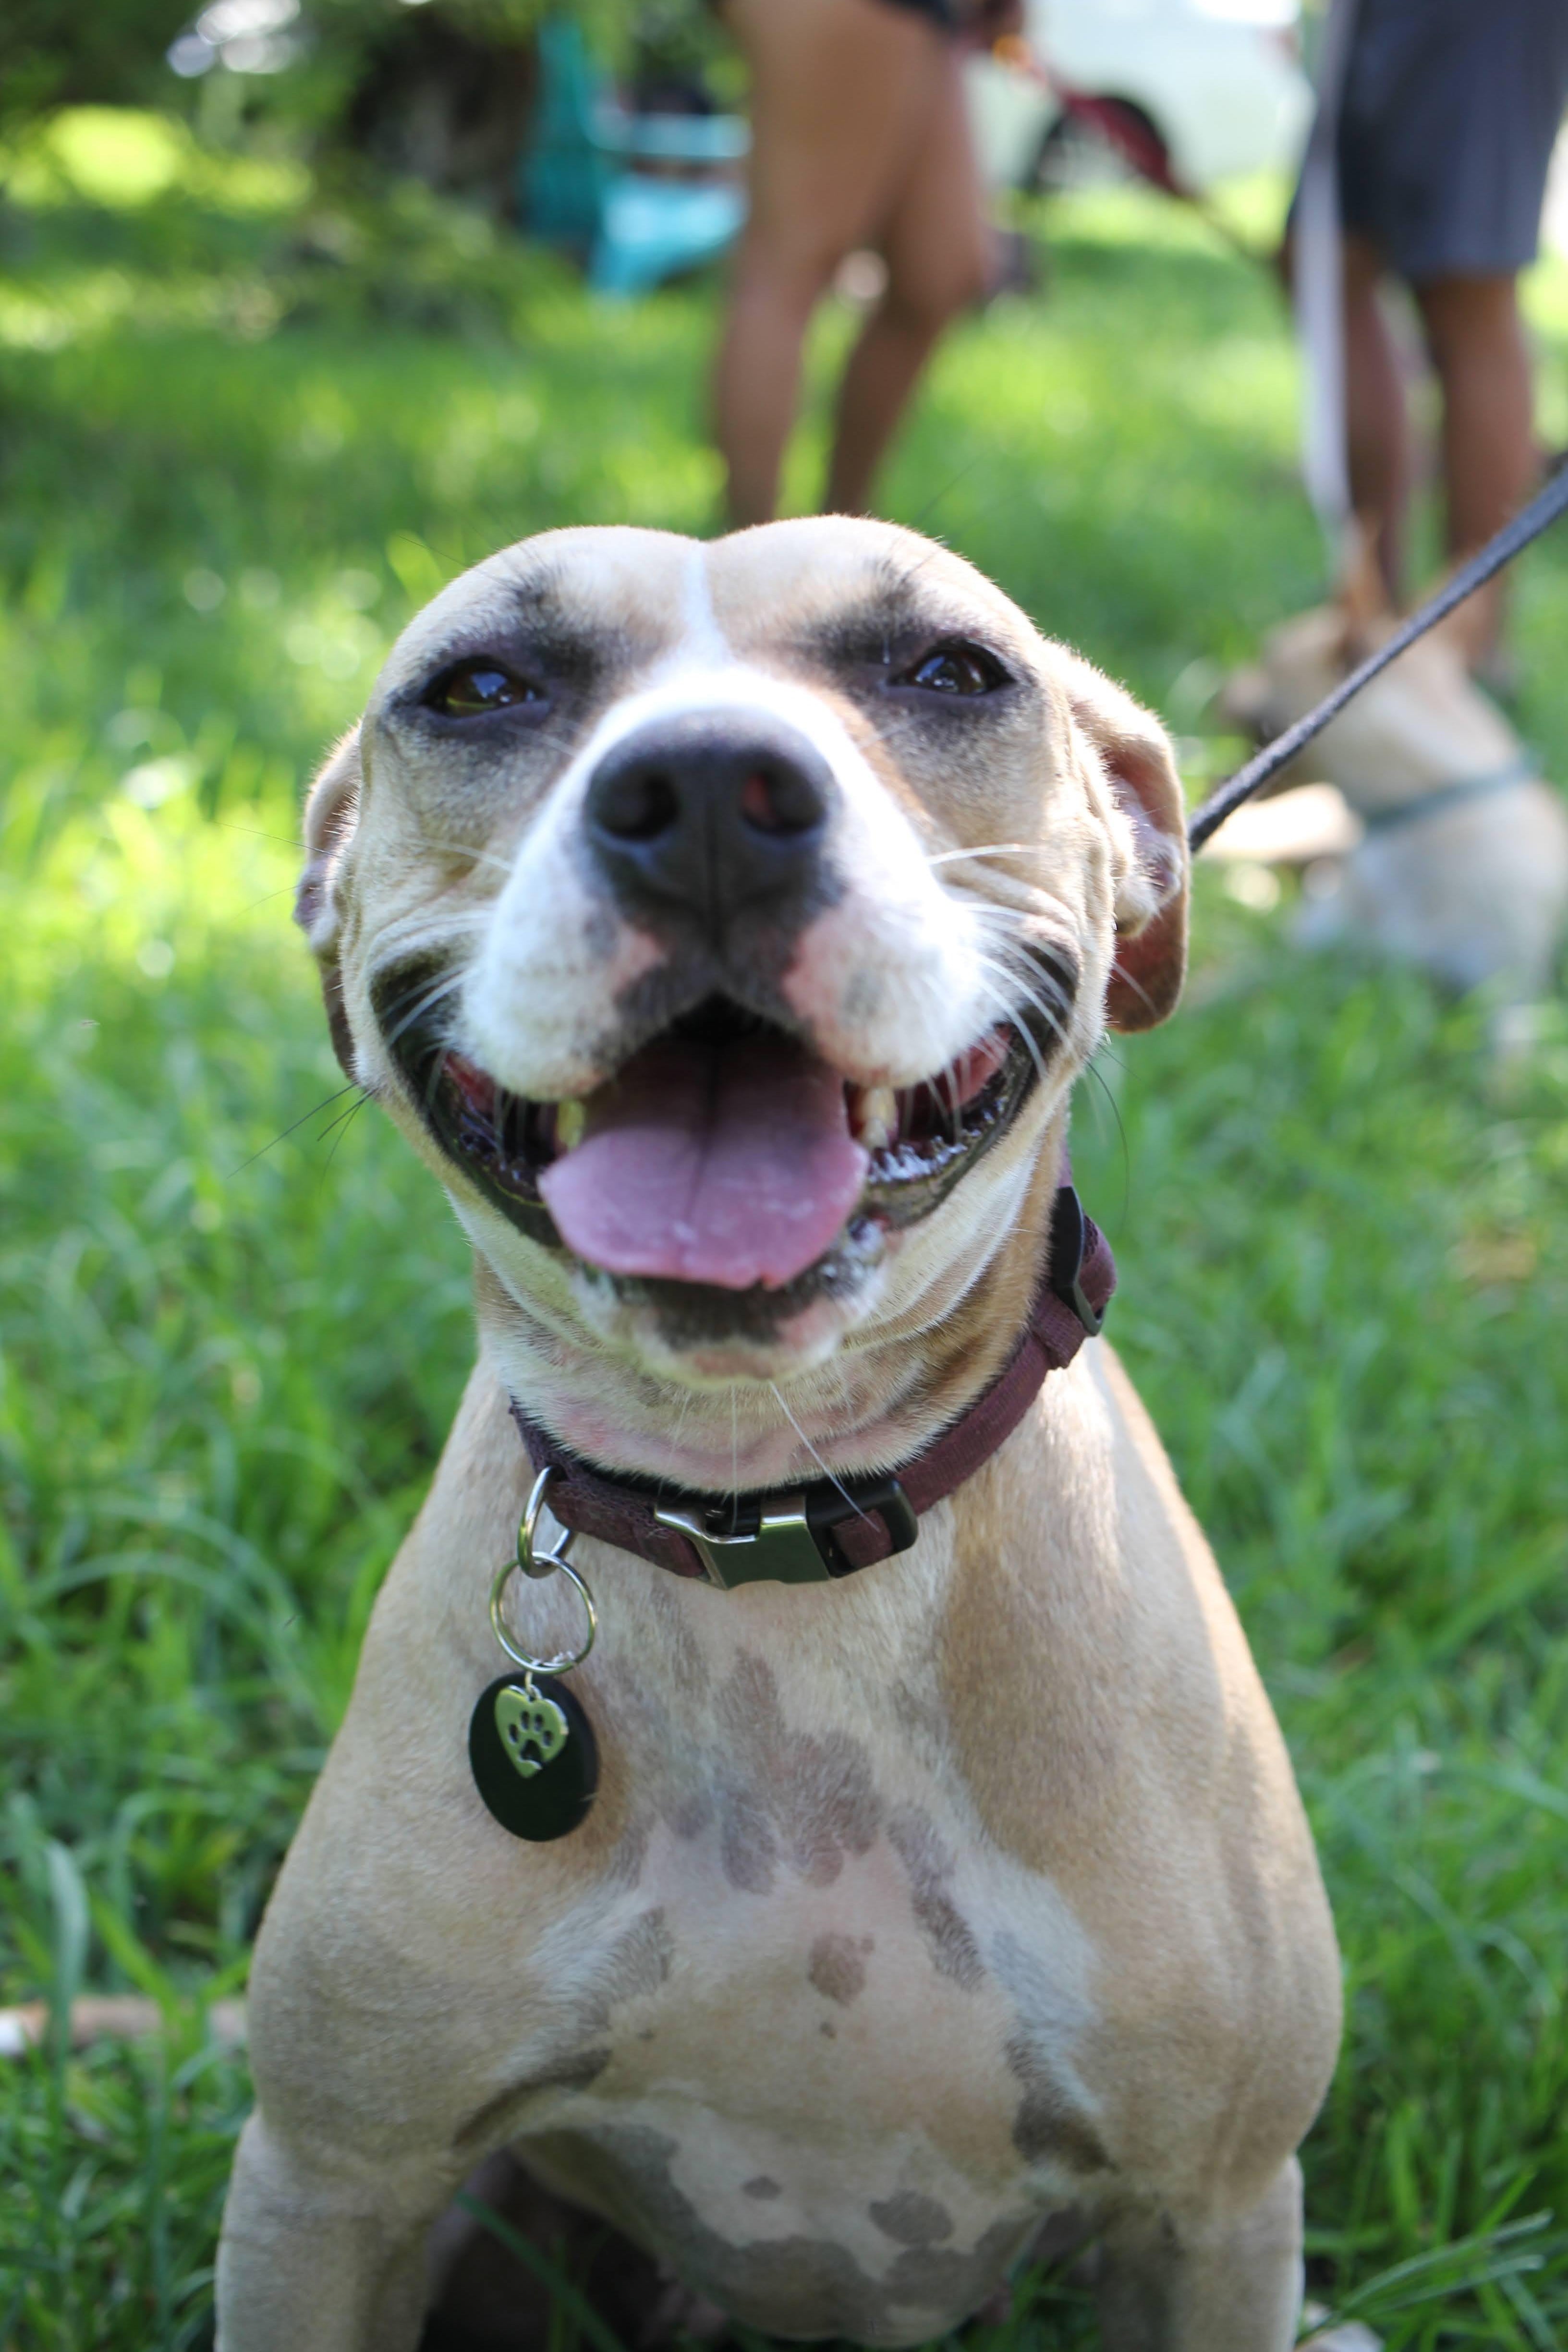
[528,2118,1049,2346]
[454,1638,1112,2341]
[581,1643,1107,2157]
[808,1929,873,2004]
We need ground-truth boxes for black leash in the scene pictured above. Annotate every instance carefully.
[1187,463,1568,853]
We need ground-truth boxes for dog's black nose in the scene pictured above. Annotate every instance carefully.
[583,711,835,932]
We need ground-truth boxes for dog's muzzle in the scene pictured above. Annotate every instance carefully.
[377,978,1061,1304]
[373,706,1077,1308]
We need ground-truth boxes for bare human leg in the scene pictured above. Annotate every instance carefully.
[712,0,951,530]
[1340,230,1413,608]
[823,42,991,515]
[1414,270,1537,669]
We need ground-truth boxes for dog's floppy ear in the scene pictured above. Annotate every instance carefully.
[1061,656,1190,1032]
[295,725,362,1079]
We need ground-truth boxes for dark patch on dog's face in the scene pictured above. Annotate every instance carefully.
[360,588,643,977]
[808,1932,874,2006]
[773,561,1044,807]
[885,1807,985,1991]
[743,2175,782,2201]
[755,560,1055,927]
[371,562,657,832]
[869,2191,954,2246]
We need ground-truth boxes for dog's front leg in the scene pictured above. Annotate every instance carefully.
[216,2110,452,2352]
[1094,2157,1304,2352]
[211,1737,498,2352]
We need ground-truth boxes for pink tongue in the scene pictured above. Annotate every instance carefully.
[539,1033,870,1291]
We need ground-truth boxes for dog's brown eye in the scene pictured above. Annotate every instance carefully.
[427,661,542,717]
[902,643,1008,696]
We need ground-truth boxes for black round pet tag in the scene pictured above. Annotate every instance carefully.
[468,1672,599,1842]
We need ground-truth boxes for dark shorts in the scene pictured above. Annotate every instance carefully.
[874,0,959,28]
[1334,0,1568,280]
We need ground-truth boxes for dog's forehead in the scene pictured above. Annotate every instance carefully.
[376,519,1036,698]
[376,526,697,688]
[704,517,1034,651]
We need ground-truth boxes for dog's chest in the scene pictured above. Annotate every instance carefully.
[485,1611,1109,2336]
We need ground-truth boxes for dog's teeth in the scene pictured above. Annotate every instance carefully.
[554,1100,586,1152]
[853,1085,898,1152]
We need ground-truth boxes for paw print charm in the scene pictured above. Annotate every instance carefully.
[494,1681,568,1779]
[468,1672,598,1843]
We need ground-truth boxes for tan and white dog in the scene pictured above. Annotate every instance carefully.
[216,520,1341,2352]
[1221,591,1568,1003]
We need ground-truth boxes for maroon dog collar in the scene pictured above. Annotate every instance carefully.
[509,1185,1115,1590]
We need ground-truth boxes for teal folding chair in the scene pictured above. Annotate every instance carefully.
[520,18,749,298]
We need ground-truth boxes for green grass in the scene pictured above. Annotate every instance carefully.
[3,104,1568,2352]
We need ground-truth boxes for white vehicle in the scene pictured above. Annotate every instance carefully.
[967,0,1313,197]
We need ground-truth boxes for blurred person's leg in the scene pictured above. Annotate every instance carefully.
[1341,229,1412,607]
[1332,0,1568,665]
[824,44,990,513]
[1414,271,1536,669]
[714,0,949,529]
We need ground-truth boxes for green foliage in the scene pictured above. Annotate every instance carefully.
[3,112,1568,2350]
[0,0,193,125]
[0,0,637,153]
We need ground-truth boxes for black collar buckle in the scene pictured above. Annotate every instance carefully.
[655,1471,917,1588]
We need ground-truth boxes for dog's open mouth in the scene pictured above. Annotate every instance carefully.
[383,987,1053,1294]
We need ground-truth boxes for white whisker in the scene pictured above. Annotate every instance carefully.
[379,965,468,1051]
[664,1385,695,1478]
[972,961,1054,1092]
[972,937,1072,1036]
[939,1051,962,1148]
[924,842,1033,869]
[767,1382,863,1519]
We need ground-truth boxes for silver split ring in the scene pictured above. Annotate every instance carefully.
[488,1468,597,1675]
